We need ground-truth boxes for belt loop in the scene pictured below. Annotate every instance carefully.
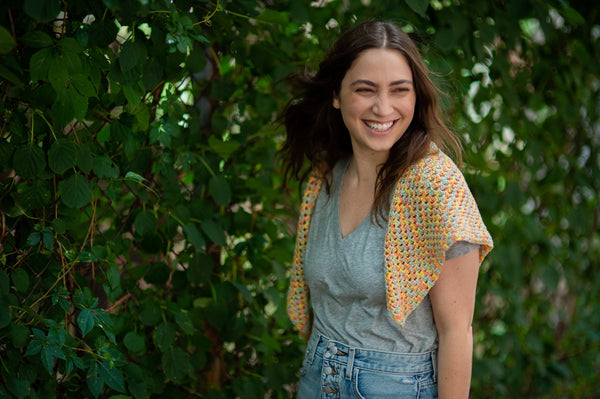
[345,348,355,380]
[307,333,320,364]
[431,351,438,382]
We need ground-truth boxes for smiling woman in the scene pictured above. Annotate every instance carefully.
[332,48,416,164]
[280,20,493,398]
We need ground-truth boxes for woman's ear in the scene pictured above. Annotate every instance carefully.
[332,92,340,109]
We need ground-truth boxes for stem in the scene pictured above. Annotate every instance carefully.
[197,154,216,176]
[195,0,221,25]
[35,110,57,140]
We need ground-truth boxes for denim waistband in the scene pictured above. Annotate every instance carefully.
[307,329,437,379]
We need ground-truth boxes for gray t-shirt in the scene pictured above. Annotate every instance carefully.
[304,158,478,353]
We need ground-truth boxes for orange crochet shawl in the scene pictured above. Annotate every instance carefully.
[286,149,494,338]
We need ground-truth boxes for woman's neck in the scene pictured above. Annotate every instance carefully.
[346,152,386,188]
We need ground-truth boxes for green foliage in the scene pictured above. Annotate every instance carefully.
[0,0,599,398]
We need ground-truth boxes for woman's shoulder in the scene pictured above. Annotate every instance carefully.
[402,146,464,190]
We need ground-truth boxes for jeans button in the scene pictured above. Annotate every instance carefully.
[323,386,337,394]
[324,366,332,374]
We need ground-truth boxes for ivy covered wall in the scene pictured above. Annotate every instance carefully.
[0,0,598,397]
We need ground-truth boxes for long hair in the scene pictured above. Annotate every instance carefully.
[280,20,462,221]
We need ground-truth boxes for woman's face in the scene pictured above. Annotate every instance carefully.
[333,48,416,163]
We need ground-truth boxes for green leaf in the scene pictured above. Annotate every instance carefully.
[186,254,213,285]
[71,74,97,97]
[174,310,195,335]
[435,28,458,53]
[57,37,83,57]
[26,231,41,247]
[98,360,126,393]
[48,56,69,95]
[87,361,103,399]
[149,121,179,148]
[88,19,118,47]
[0,269,8,293]
[94,309,116,342]
[142,59,163,90]
[52,86,88,125]
[139,301,161,326]
[24,0,61,22]
[29,47,53,81]
[201,220,227,246]
[110,118,130,141]
[0,25,16,54]
[256,9,288,25]
[123,331,146,355]
[255,92,277,118]
[119,41,143,72]
[183,224,205,252]
[161,347,192,382]
[20,30,53,48]
[210,74,237,101]
[186,49,207,74]
[78,144,93,173]
[153,323,176,352]
[97,125,111,142]
[7,378,30,399]
[0,138,14,172]
[124,171,146,182]
[106,265,120,290]
[405,0,429,16]
[51,218,66,234]
[13,145,46,179]
[209,175,232,206]
[208,135,240,160]
[134,211,157,237]
[42,228,54,249]
[41,346,56,374]
[122,85,141,106]
[0,64,23,87]
[144,262,169,285]
[19,180,52,209]
[93,155,119,179]
[78,308,95,336]
[60,174,92,208]
[11,269,30,293]
[25,337,42,356]
[48,138,78,174]
[8,323,30,347]
[561,6,586,26]
[0,302,10,329]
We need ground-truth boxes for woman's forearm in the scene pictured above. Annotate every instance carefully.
[437,327,474,399]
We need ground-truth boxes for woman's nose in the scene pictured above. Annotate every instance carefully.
[372,94,393,115]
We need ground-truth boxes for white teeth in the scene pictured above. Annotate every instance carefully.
[365,121,393,131]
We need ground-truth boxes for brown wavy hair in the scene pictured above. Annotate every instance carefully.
[280,20,462,222]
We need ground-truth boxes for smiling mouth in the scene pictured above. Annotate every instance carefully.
[364,120,396,132]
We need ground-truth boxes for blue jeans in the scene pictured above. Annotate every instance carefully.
[298,330,438,399]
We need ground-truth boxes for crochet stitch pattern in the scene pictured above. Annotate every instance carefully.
[286,173,323,337]
[287,148,493,338]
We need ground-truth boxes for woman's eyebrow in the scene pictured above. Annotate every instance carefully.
[350,79,413,87]
[350,79,377,87]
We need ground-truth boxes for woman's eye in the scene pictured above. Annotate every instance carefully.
[356,88,373,93]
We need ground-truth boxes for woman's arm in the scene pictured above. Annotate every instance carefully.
[429,248,480,399]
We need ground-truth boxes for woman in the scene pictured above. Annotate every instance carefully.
[281,21,493,398]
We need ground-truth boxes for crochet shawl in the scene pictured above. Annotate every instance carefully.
[287,148,494,338]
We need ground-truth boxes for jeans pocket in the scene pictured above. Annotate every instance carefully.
[354,368,420,399]
[299,340,316,377]
[416,370,438,399]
